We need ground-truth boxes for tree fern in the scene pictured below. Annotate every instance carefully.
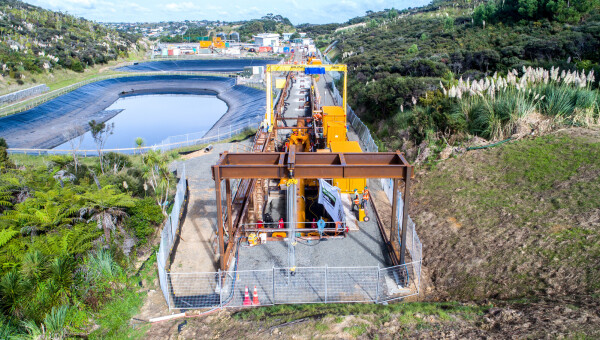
[37,226,100,257]
[0,229,18,248]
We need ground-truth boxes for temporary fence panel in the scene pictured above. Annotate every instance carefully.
[162,262,420,310]
[378,262,420,302]
[167,272,222,309]
[156,165,187,308]
[221,269,275,308]
[325,266,379,303]
[273,267,327,304]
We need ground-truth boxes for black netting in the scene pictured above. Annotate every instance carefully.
[116,59,275,72]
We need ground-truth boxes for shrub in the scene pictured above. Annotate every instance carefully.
[128,197,163,245]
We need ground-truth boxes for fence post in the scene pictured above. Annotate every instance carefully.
[375,264,380,303]
[324,265,328,303]
[272,266,276,304]
[218,269,223,308]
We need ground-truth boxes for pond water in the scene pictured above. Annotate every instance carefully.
[55,94,227,150]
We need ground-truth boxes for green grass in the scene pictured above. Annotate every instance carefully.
[233,302,487,324]
[415,131,600,299]
[88,252,157,339]
[343,324,368,336]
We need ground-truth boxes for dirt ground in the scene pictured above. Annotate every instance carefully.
[143,295,600,339]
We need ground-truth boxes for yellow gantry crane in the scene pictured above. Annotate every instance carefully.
[264,64,348,128]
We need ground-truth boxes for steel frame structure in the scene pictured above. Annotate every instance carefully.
[265,64,348,127]
[211,149,414,271]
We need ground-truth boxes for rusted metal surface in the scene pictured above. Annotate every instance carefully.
[213,151,413,180]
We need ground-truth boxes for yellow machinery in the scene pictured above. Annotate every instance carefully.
[308,58,322,65]
[264,64,348,128]
[288,121,311,152]
[325,121,346,145]
[322,106,346,128]
[329,141,367,194]
[199,37,225,49]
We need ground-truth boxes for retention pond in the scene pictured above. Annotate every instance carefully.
[55,93,227,150]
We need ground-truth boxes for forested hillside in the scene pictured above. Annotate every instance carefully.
[0,0,142,86]
[316,0,600,152]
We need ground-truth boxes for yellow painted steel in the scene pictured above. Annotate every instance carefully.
[325,122,346,145]
[359,208,366,222]
[322,106,346,131]
[266,64,347,72]
[329,141,367,194]
[275,78,286,89]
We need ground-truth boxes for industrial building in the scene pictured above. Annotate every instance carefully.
[254,33,280,47]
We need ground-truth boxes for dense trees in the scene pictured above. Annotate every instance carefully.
[476,0,600,24]
[0,0,141,78]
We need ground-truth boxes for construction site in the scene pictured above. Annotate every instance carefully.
[157,48,422,310]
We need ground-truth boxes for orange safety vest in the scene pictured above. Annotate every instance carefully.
[362,190,370,201]
[353,196,360,205]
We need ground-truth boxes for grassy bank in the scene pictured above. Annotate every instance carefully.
[412,128,600,301]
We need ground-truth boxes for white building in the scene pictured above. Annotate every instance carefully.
[254,33,280,47]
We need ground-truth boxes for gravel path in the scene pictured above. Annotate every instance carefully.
[169,140,253,274]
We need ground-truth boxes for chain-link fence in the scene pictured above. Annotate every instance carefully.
[157,165,187,307]
[379,177,423,279]
[7,115,264,156]
[161,262,420,310]
[0,84,49,106]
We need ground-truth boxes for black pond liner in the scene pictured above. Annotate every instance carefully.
[116,59,275,72]
[0,75,265,149]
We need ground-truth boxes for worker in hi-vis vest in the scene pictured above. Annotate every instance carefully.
[352,188,361,211]
[361,186,370,209]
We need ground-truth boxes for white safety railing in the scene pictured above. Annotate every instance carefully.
[7,114,264,156]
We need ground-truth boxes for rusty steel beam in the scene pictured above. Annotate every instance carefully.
[277,117,313,121]
[277,126,312,130]
[213,151,414,180]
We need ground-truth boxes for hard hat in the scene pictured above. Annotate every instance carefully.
[364,186,368,190]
